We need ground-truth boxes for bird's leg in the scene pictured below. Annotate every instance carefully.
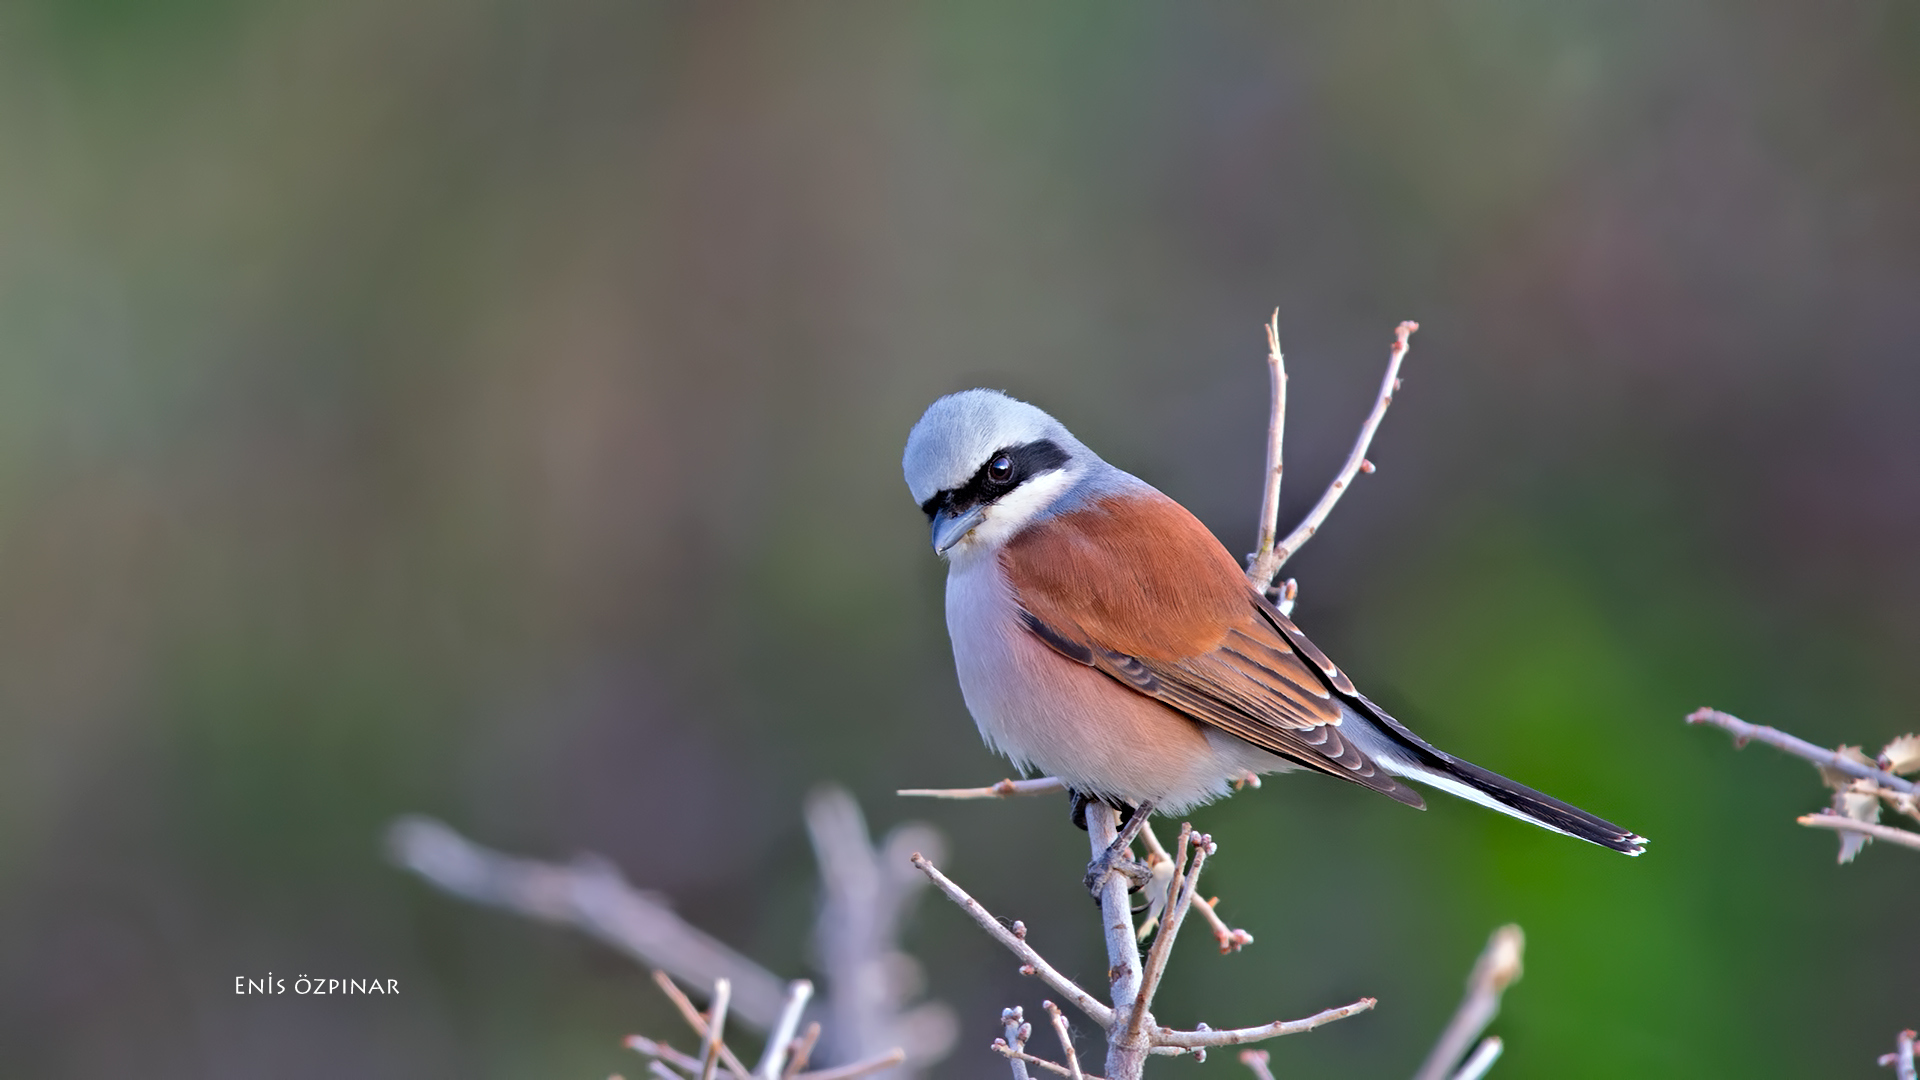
[1083,799,1155,898]
[1069,790,1092,832]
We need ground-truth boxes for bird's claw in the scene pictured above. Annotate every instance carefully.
[1084,849,1153,899]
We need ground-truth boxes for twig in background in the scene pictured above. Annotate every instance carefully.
[1245,310,1290,595]
[1688,708,1920,862]
[1877,1029,1916,1080]
[1237,1049,1274,1080]
[1795,814,1920,852]
[388,785,953,1076]
[1411,925,1524,1080]
[632,971,904,1080]
[1448,1037,1504,1080]
[1687,709,1916,794]
[804,788,958,1071]
[698,978,733,1080]
[756,981,814,1079]
[385,816,790,1027]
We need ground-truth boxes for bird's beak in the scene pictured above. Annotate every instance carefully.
[931,504,988,555]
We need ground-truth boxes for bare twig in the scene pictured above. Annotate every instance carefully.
[790,1049,907,1080]
[386,816,791,1027]
[1878,1029,1916,1080]
[1250,319,1419,588]
[1126,827,1210,1046]
[992,1042,1108,1080]
[1796,813,1920,852]
[783,1024,821,1080]
[1687,709,1917,794]
[1043,1001,1087,1080]
[699,979,733,1080]
[653,971,754,1080]
[1245,310,1290,590]
[1000,1007,1034,1080]
[804,788,957,1072]
[897,777,1068,799]
[1449,1037,1504,1080]
[1150,999,1377,1049]
[626,1035,707,1076]
[1238,1049,1275,1080]
[1412,925,1524,1080]
[756,981,813,1079]
[908,852,1113,1028]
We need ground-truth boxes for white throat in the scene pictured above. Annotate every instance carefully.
[942,467,1080,567]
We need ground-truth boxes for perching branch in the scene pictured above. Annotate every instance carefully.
[912,810,1372,1080]
[1411,925,1524,1080]
[895,777,1068,800]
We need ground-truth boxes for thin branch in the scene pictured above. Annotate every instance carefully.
[1193,895,1254,954]
[1245,309,1289,589]
[1412,925,1524,1080]
[897,777,1067,799]
[386,817,791,1028]
[1000,1007,1033,1080]
[790,1049,907,1080]
[992,1043,1107,1080]
[653,972,754,1080]
[699,979,733,1080]
[627,1036,707,1076]
[1238,1049,1275,1080]
[1150,998,1376,1049]
[1449,1037,1504,1080]
[783,1024,821,1080]
[1043,1001,1087,1080]
[756,981,813,1079]
[907,852,1114,1028]
[1255,320,1419,584]
[1687,709,1917,794]
[1126,827,1210,1046]
[1796,813,1920,852]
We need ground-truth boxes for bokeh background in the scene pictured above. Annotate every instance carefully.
[3,2,1918,1077]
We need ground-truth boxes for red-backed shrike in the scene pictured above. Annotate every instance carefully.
[903,389,1644,869]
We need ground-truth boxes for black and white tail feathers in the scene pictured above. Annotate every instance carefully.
[1341,695,1648,856]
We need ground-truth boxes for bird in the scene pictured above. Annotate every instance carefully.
[902,388,1645,890]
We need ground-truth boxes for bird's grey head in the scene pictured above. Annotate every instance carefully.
[903,389,1092,558]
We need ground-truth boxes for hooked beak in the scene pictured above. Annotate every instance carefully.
[931,504,988,555]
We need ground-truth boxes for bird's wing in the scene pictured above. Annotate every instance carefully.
[1001,489,1424,808]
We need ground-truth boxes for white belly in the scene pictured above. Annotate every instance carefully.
[943,554,1287,812]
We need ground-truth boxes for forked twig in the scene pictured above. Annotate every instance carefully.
[1247,318,1419,592]
[1687,709,1916,794]
[1878,1029,1916,1080]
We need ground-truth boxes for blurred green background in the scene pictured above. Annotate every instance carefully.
[2,2,1917,1077]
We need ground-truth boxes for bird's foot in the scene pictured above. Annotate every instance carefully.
[1081,799,1156,899]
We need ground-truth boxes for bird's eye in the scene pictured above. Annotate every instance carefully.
[988,454,1013,483]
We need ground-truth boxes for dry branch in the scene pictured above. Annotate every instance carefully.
[385,816,790,1028]
[1795,814,1920,852]
[1879,1029,1916,1080]
[1413,925,1524,1080]
[1247,318,1419,593]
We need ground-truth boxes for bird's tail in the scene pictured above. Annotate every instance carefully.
[1341,700,1648,856]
